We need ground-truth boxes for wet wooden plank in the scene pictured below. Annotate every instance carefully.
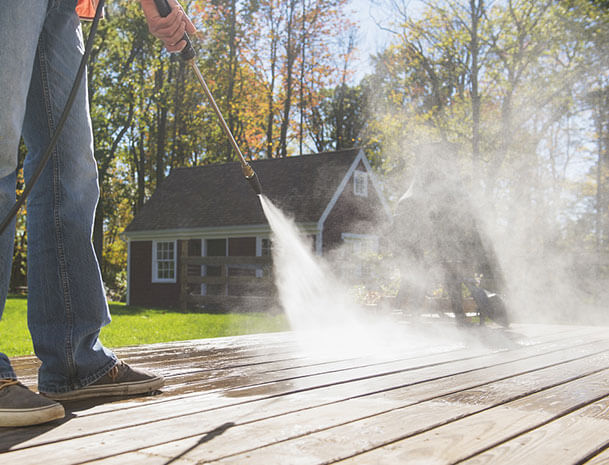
[6,328,605,443]
[460,397,609,465]
[334,367,609,465]
[98,351,609,465]
[2,333,609,463]
[1,324,609,465]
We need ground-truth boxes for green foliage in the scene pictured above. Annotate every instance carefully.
[0,297,289,357]
[0,296,33,357]
[308,82,370,152]
[9,140,28,292]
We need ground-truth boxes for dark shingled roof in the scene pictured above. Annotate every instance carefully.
[125,148,362,233]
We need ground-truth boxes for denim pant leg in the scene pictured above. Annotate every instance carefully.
[20,1,116,393]
[0,1,50,380]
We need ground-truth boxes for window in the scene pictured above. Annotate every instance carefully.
[152,240,176,283]
[353,170,368,197]
[341,234,379,280]
[261,238,272,256]
[342,234,379,256]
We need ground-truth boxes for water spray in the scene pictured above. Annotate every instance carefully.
[153,0,262,196]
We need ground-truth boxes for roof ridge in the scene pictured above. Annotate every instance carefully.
[170,148,361,172]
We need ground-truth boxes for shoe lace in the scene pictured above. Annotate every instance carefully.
[107,361,125,382]
[0,379,20,391]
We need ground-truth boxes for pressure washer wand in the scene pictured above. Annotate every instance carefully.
[153,0,262,195]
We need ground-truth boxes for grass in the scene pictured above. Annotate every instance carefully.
[0,295,289,357]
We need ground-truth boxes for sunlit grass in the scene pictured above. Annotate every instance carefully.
[0,296,289,357]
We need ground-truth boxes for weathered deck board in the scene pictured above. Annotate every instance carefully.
[129,358,609,465]
[585,445,609,464]
[458,395,609,464]
[335,367,609,464]
[2,323,609,464]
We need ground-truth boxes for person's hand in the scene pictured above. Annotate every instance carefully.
[139,0,197,53]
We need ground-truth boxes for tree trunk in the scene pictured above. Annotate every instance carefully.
[226,0,238,161]
[279,0,298,158]
[470,0,482,170]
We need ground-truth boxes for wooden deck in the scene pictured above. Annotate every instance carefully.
[3,322,609,464]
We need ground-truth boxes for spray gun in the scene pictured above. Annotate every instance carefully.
[153,0,262,195]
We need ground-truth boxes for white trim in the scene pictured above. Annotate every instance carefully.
[255,236,263,257]
[122,223,317,242]
[315,231,322,256]
[151,239,177,283]
[358,152,392,219]
[255,237,263,278]
[126,239,131,305]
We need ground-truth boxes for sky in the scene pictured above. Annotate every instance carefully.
[349,0,395,79]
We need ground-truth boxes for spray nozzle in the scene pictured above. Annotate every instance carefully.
[242,163,263,195]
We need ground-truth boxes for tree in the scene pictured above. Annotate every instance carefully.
[308,82,369,152]
[242,0,355,158]
[368,0,609,314]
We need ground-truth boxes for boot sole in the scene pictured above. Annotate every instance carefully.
[42,376,164,401]
[0,403,65,427]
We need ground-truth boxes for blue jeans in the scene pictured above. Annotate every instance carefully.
[0,0,117,394]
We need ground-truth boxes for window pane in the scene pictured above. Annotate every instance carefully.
[354,171,368,196]
[157,261,175,280]
[155,241,175,281]
[157,242,174,260]
[261,238,272,256]
[207,238,227,257]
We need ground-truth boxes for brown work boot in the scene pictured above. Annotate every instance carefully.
[0,379,65,427]
[42,361,164,401]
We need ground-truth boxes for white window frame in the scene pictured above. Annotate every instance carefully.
[152,240,177,283]
[353,170,368,197]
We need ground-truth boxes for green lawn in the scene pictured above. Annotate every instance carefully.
[0,296,289,357]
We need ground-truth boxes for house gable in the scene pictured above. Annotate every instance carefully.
[316,149,391,254]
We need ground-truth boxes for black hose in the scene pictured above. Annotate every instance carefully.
[0,0,106,236]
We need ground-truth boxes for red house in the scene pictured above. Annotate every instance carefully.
[123,149,391,308]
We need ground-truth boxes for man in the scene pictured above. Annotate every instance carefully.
[0,0,196,427]
[391,144,508,326]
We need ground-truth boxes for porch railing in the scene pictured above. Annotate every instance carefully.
[178,251,275,310]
